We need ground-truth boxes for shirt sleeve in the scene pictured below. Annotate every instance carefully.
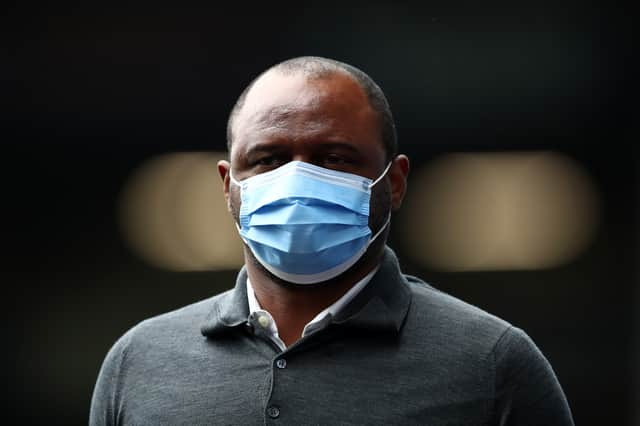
[89,332,131,426]
[491,326,575,426]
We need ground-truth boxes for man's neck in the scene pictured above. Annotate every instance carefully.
[245,249,383,347]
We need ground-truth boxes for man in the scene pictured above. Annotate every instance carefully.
[90,56,574,425]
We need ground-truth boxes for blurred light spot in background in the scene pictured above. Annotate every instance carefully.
[119,152,243,271]
[399,151,600,271]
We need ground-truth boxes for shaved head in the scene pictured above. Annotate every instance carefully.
[226,56,397,162]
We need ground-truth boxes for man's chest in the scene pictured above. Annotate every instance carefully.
[118,337,492,425]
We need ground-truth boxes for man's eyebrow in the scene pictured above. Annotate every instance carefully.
[244,140,361,155]
[315,141,360,152]
[243,142,287,157]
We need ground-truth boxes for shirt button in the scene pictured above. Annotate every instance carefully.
[257,315,270,328]
[276,358,287,369]
[267,405,280,419]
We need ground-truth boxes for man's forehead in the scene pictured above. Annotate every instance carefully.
[245,70,318,107]
[235,71,373,132]
[242,71,357,115]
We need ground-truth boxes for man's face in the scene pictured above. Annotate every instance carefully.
[219,70,402,283]
[228,71,391,233]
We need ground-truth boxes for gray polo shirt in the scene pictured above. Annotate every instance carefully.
[90,247,574,425]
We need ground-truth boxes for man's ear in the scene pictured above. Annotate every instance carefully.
[217,160,232,213]
[389,154,410,211]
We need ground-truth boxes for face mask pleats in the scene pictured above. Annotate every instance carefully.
[239,170,371,226]
[230,160,391,284]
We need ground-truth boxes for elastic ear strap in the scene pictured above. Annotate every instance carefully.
[370,212,391,243]
[229,170,241,186]
[234,221,248,238]
[369,161,393,188]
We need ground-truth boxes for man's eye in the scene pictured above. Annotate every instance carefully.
[256,156,279,166]
[325,154,348,165]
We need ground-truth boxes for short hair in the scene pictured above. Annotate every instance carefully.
[226,56,398,162]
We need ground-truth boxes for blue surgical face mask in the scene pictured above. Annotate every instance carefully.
[229,160,392,284]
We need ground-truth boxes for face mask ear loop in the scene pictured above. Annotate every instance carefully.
[228,169,241,187]
[369,212,391,246]
[234,221,245,235]
[369,161,393,188]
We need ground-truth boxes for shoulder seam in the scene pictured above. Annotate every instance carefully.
[111,328,134,425]
[489,325,514,424]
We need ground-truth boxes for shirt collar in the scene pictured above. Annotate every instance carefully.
[201,246,412,338]
[246,266,379,341]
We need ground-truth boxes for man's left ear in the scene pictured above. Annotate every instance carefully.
[388,154,410,211]
[217,160,232,213]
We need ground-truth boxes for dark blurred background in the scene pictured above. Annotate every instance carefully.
[3,1,637,425]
